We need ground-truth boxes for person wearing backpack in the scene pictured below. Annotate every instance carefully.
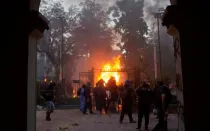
[152,81,172,131]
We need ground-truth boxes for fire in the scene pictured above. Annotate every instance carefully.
[98,55,121,84]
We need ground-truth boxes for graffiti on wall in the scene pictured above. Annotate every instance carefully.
[174,37,183,91]
[174,34,185,131]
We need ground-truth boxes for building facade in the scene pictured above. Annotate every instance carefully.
[162,0,184,131]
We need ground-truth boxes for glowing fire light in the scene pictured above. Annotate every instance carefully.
[98,55,121,84]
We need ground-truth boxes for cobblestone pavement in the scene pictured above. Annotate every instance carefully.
[36,110,178,131]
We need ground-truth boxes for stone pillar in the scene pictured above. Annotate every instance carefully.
[161,4,185,131]
[28,8,49,131]
[27,34,39,131]
[168,25,185,131]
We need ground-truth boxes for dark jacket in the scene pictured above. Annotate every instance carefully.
[85,87,91,99]
[136,86,153,107]
[43,88,54,101]
[122,87,133,106]
[155,85,171,110]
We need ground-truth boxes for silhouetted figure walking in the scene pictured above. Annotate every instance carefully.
[84,83,94,114]
[152,81,172,131]
[119,80,136,124]
[43,83,55,121]
[136,82,153,130]
[106,77,118,112]
[93,79,106,114]
[78,84,86,114]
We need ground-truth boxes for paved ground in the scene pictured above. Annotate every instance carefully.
[36,109,178,131]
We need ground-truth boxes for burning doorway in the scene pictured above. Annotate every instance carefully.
[93,55,138,87]
[78,55,139,88]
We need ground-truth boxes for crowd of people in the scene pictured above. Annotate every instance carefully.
[77,78,172,131]
[77,77,119,115]
[41,78,172,131]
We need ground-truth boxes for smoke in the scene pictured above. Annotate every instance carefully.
[144,0,170,29]
[64,0,117,11]
[63,0,175,80]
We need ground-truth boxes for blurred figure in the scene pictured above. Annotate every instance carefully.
[93,79,106,114]
[84,83,94,114]
[153,82,160,119]
[43,83,55,121]
[119,80,136,123]
[78,84,87,114]
[49,83,56,112]
[106,77,118,112]
[105,87,111,113]
[118,83,124,104]
[152,81,172,131]
[117,83,124,111]
[136,82,153,131]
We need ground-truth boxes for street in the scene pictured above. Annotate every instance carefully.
[36,109,178,131]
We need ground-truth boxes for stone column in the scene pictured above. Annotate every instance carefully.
[27,2,43,130]
[27,33,39,131]
[168,25,185,131]
[161,4,185,131]
[28,8,49,131]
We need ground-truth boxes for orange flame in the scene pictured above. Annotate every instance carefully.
[98,55,121,84]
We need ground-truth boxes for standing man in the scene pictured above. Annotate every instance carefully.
[119,80,136,124]
[136,82,153,131]
[78,84,86,114]
[94,79,106,114]
[152,81,172,131]
[84,83,94,114]
[107,77,118,111]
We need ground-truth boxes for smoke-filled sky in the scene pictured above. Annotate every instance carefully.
[63,0,170,28]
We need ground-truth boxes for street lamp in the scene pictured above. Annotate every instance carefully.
[153,8,164,80]
[57,17,64,88]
